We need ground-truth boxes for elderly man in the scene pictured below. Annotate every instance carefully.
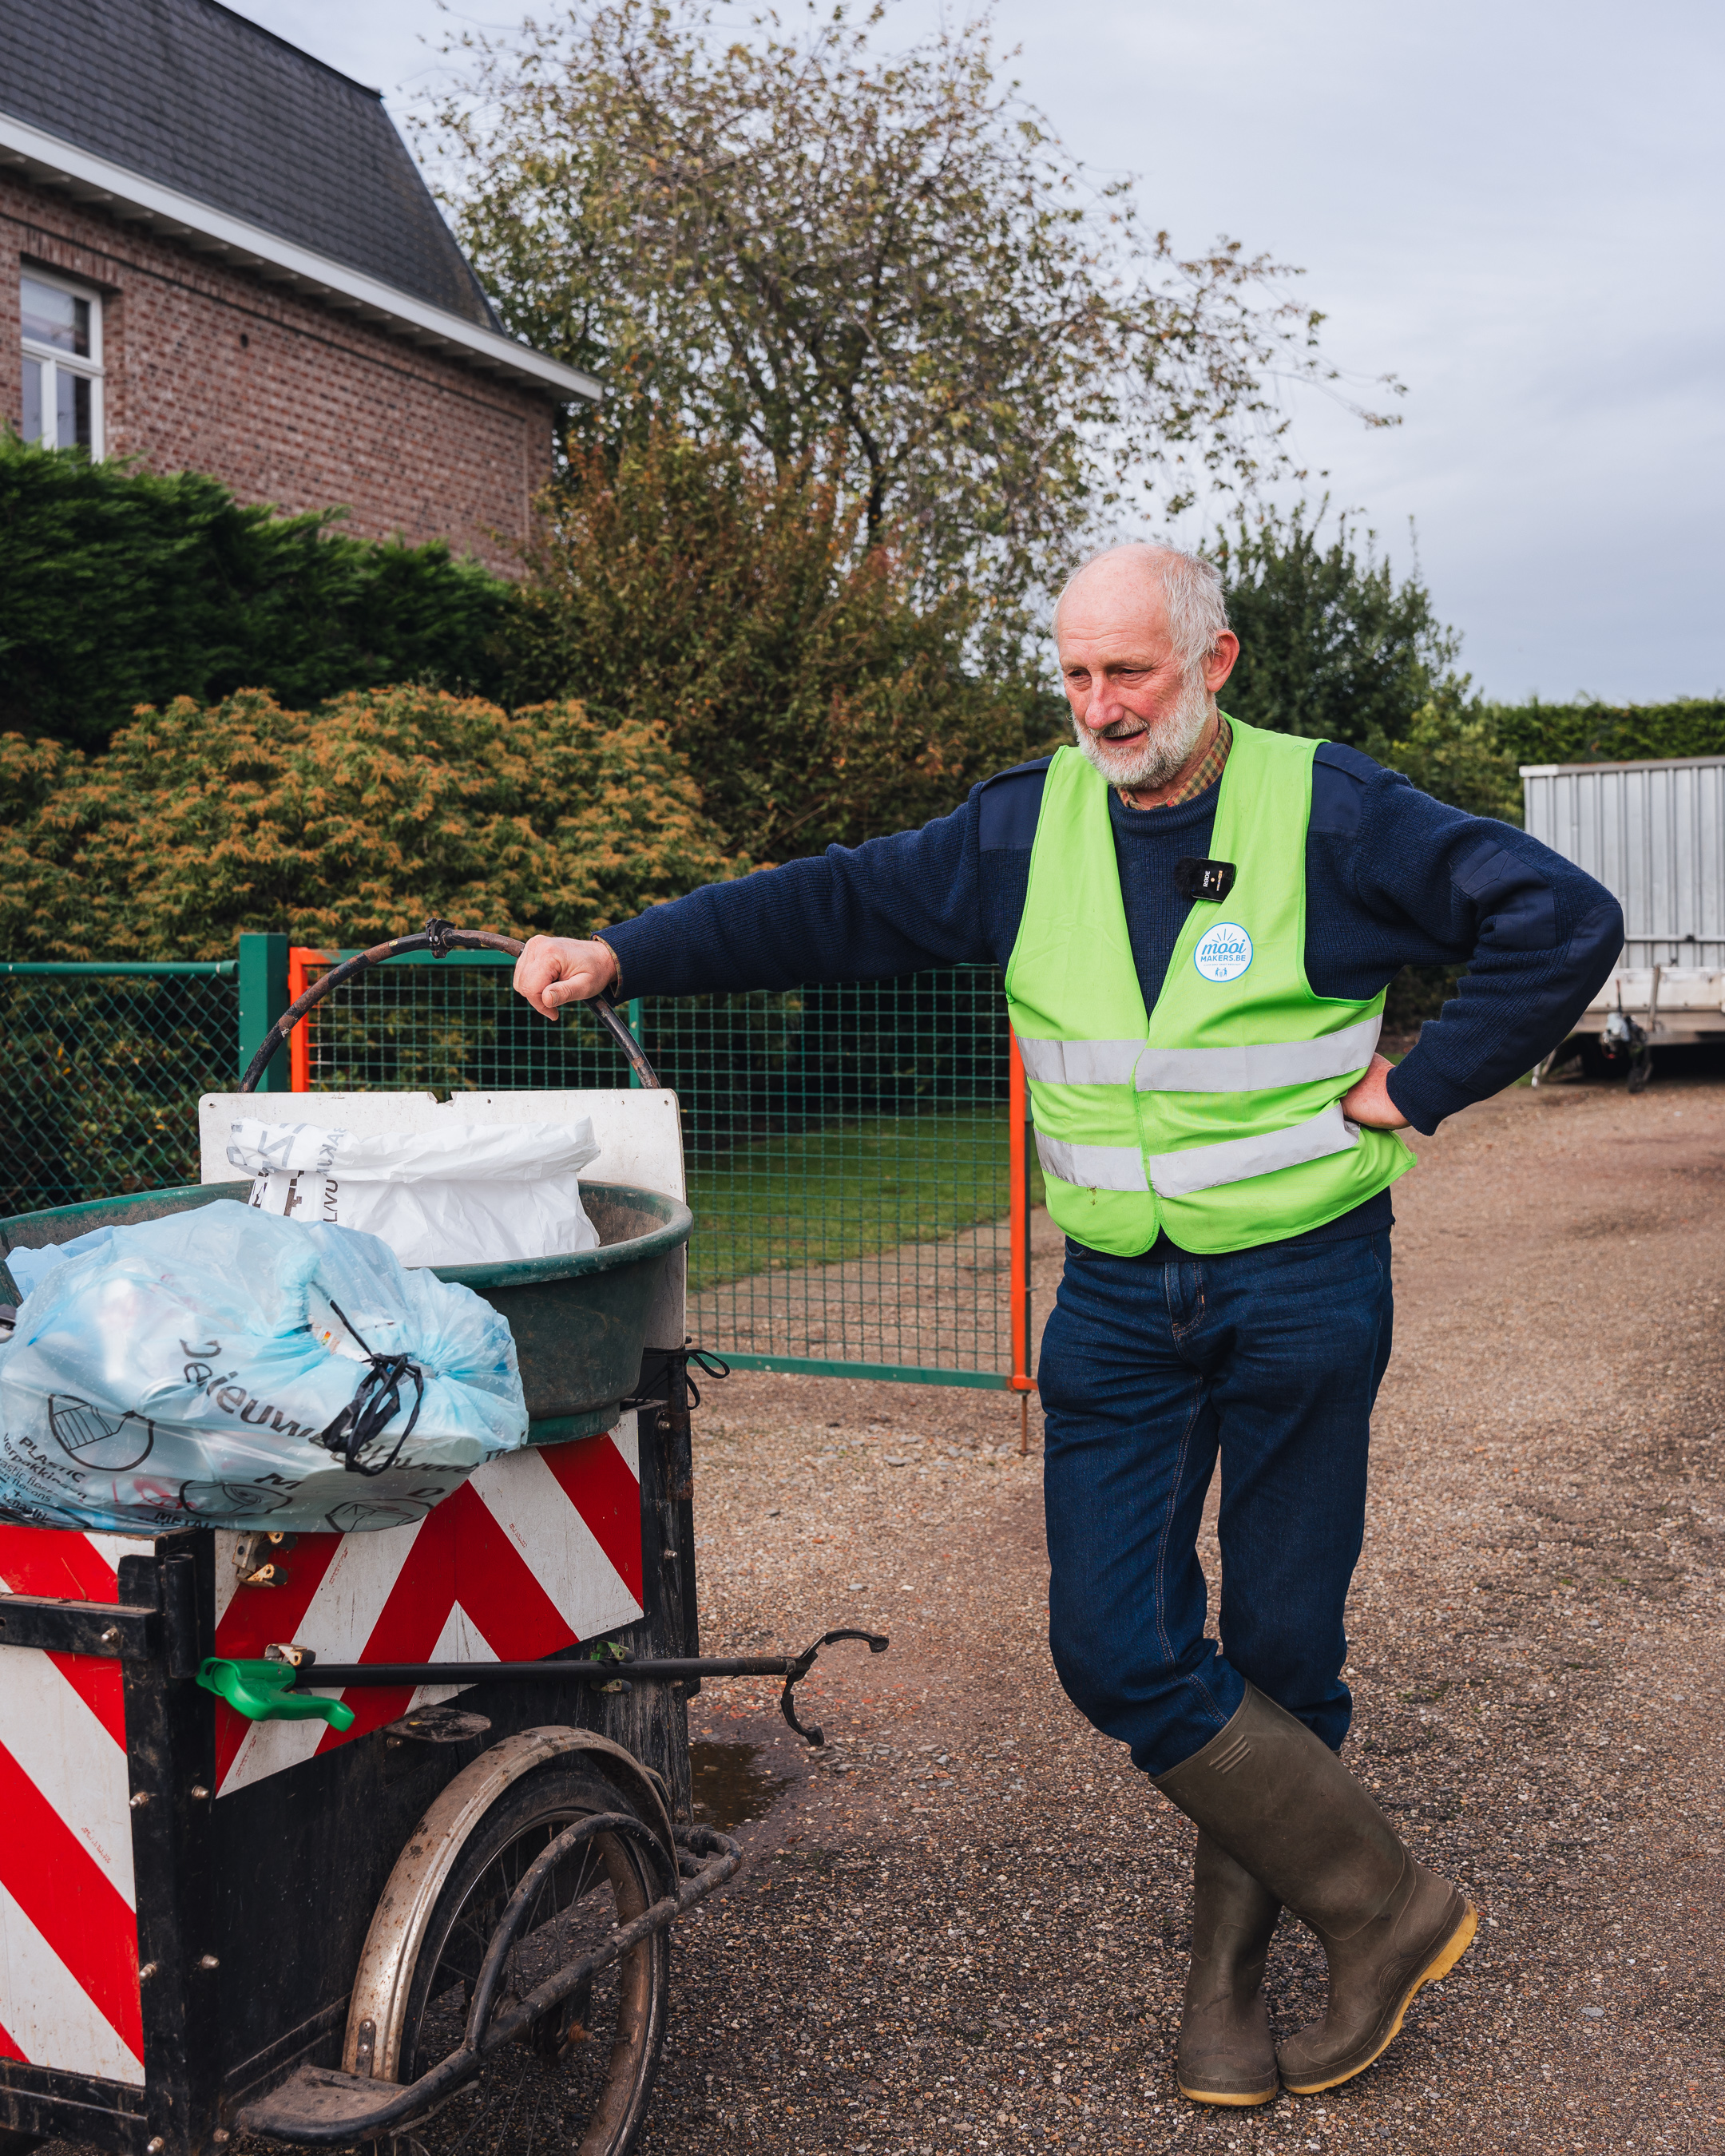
[514,545,1621,2106]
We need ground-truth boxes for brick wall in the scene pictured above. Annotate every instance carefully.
[2,170,557,577]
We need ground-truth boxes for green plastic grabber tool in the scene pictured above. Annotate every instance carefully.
[196,1656,355,1732]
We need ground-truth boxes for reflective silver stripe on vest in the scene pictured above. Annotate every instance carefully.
[1146,1102,1361,1200]
[1016,1037,1144,1086]
[1134,1014,1382,1096]
[1033,1133,1150,1192]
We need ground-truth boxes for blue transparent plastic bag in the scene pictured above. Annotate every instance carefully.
[0,1201,527,1534]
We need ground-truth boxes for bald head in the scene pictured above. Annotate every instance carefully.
[1052,543,1230,665]
[1053,542,1240,804]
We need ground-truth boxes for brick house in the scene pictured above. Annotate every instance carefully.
[0,0,596,576]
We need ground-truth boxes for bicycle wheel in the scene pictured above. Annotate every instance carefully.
[392,1757,671,2156]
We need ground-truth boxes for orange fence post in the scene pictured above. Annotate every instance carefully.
[287,946,313,1092]
[1008,1028,1036,1453]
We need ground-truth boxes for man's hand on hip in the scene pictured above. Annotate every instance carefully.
[1340,1053,1410,1131]
[514,935,618,1018]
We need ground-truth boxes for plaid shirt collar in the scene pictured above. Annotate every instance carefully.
[1117,712,1231,811]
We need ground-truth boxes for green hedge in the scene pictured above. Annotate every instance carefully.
[1489,698,1725,768]
[0,436,514,750]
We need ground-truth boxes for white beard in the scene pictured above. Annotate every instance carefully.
[1073,665,1213,793]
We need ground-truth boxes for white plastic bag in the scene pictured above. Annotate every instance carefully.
[225,1115,601,1268]
[0,1200,528,1535]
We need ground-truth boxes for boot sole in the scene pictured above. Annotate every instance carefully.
[1281,1900,1478,2096]
[1176,2079,1279,2107]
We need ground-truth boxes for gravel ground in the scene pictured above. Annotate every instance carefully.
[624,1063,1725,2156]
[36,1064,1725,2155]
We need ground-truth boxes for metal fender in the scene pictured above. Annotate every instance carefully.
[342,1725,676,2082]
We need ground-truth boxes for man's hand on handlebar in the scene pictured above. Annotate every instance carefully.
[513,935,619,1019]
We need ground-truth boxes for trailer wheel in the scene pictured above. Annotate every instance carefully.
[392,1757,670,2156]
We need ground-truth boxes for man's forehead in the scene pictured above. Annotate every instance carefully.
[1054,558,1174,657]
[1056,605,1175,665]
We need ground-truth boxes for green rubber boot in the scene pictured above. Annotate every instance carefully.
[1154,1684,1476,2096]
[1174,1831,1281,2106]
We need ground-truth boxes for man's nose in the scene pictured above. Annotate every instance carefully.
[1082,678,1124,731]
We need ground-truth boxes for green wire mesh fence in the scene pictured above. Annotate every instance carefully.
[2,949,1032,1388]
[290,949,1025,1385]
[2,962,240,1214]
[665,976,1017,1385]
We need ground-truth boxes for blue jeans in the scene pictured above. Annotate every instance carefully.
[1039,1230,1394,1778]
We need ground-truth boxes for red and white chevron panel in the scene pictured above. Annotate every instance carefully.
[0,1524,145,2087]
[0,1423,642,2087]
[212,1420,644,1793]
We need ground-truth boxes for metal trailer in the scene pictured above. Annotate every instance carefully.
[1521,753,1725,1073]
[0,930,883,2156]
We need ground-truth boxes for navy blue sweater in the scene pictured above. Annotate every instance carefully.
[604,743,1623,1242]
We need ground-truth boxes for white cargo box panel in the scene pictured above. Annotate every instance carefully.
[1521,752,1725,969]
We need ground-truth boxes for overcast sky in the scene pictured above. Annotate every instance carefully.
[232,0,1723,704]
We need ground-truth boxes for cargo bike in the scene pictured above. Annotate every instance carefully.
[0,928,885,2155]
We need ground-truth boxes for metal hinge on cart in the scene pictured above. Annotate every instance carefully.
[229,1530,295,1588]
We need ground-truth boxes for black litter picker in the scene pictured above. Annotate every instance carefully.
[0,924,886,2155]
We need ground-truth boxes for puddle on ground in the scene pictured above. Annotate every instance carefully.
[690,1738,794,1829]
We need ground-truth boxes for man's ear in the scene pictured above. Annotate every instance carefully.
[1204,632,1240,693]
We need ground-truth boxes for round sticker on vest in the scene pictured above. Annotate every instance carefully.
[1193,922,1253,983]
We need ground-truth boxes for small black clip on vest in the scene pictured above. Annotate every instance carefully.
[1174,857,1237,904]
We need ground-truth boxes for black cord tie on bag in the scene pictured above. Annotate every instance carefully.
[315,1300,426,1478]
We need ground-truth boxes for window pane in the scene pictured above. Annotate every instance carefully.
[22,354,43,442]
[20,275,90,355]
[58,367,92,450]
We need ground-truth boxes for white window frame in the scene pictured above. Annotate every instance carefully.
[19,266,105,456]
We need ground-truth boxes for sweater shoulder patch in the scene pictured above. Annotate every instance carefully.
[1314,740,1385,783]
[1451,834,1558,951]
[978,758,1052,852]
[1311,741,1392,840]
